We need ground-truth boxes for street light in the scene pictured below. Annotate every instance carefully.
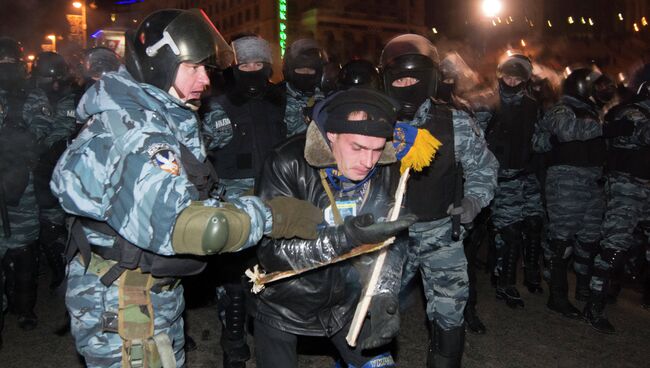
[72,1,87,47]
[47,34,57,52]
[482,0,503,18]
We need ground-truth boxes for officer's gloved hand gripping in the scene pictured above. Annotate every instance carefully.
[171,197,324,256]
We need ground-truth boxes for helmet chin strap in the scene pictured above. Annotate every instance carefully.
[168,86,200,111]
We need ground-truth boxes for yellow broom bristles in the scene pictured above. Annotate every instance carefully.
[400,128,442,174]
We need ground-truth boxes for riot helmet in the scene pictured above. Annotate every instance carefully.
[231,34,272,97]
[562,67,601,104]
[638,81,650,99]
[496,51,532,98]
[592,73,616,106]
[0,37,26,86]
[320,62,341,96]
[338,59,380,90]
[83,47,121,80]
[31,51,70,96]
[124,8,232,91]
[380,34,440,120]
[282,38,328,96]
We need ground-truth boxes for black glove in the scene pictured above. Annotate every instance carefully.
[446,197,481,224]
[343,213,418,247]
[359,294,400,350]
[267,197,324,240]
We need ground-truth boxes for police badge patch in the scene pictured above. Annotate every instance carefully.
[148,143,180,176]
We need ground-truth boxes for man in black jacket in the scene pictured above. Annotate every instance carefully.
[251,88,417,368]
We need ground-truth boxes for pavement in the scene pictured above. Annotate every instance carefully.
[1,264,649,367]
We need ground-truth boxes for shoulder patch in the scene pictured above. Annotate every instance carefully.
[148,143,180,176]
[41,105,52,117]
[214,117,231,130]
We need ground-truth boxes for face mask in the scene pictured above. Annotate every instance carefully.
[289,71,321,96]
[498,79,525,102]
[233,66,270,98]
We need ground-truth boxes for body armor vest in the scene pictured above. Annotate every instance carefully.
[405,103,459,221]
[209,91,286,179]
[548,104,606,168]
[486,96,538,170]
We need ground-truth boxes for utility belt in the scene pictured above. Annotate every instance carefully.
[606,146,650,180]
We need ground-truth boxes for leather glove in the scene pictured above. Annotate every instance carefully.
[267,196,324,240]
[359,294,400,350]
[343,213,418,247]
[447,197,481,224]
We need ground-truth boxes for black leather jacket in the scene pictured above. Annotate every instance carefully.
[252,133,406,337]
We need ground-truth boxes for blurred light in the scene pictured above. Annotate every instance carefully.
[581,17,586,24]
[588,18,594,26]
[431,27,438,34]
[111,13,116,22]
[497,17,502,23]
[618,13,624,21]
[529,21,534,27]
[90,29,103,38]
[506,18,510,24]
[27,54,35,61]
[132,19,137,23]
[506,50,514,57]
[643,17,648,26]
[564,67,572,77]
[618,72,626,82]
[520,39,526,47]
[72,2,82,8]
[46,34,56,41]
[568,16,574,24]
[508,16,513,22]
[492,19,497,26]
[547,20,552,27]
[481,0,503,18]
[634,23,640,32]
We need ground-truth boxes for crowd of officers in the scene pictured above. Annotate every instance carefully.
[0,7,648,368]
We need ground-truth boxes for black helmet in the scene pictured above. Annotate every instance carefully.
[592,73,616,105]
[83,47,121,80]
[562,67,600,103]
[124,8,232,91]
[32,51,69,80]
[0,37,26,84]
[496,51,532,81]
[338,59,380,90]
[282,38,328,95]
[380,34,440,120]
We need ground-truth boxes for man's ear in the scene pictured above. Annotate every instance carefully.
[326,132,338,144]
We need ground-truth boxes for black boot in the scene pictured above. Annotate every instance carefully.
[546,239,581,320]
[39,222,67,290]
[463,305,486,335]
[4,243,39,330]
[495,223,525,308]
[220,282,250,368]
[573,241,598,302]
[427,322,464,368]
[583,292,615,334]
[522,216,544,294]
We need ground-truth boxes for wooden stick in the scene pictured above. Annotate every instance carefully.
[345,168,411,347]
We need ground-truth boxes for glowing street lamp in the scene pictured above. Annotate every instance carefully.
[46,34,57,52]
[482,0,502,18]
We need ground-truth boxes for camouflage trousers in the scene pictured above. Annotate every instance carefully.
[66,255,186,368]
[0,176,40,258]
[402,217,468,330]
[491,171,545,229]
[590,172,650,293]
[545,165,605,244]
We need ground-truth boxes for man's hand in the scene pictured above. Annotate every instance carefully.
[359,294,400,350]
[344,213,417,247]
[447,197,481,224]
[267,197,324,240]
